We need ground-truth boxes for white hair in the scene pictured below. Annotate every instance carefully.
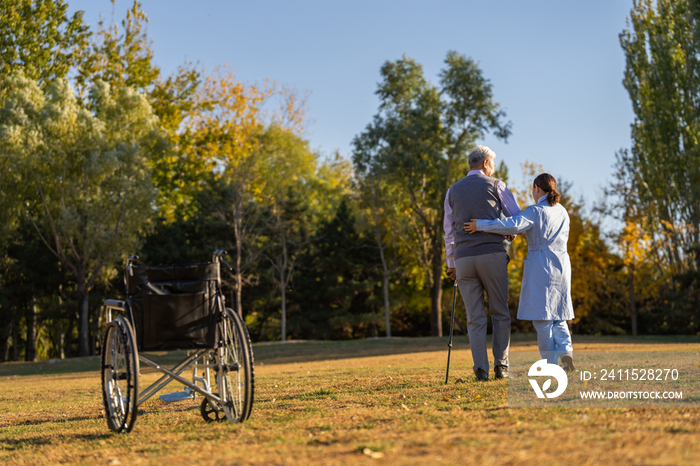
[468,145,496,168]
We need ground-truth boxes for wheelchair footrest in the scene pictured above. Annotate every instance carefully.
[159,389,195,403]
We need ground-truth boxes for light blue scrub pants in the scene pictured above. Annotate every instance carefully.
[532,320,573,365]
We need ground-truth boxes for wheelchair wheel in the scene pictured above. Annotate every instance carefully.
[101,315,139,433]
[200,398,226,422]
[216,309,254,423]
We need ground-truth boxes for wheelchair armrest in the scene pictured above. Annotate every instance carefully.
[104,299,126,310]
[104,299,126,324]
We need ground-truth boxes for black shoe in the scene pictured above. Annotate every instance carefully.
[494,365,509,379]
[561,355,576,372]
[475,368,488,381]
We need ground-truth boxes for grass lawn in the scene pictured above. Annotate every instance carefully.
[1,334,699,465]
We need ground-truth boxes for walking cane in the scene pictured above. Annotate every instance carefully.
[444,280,458,384]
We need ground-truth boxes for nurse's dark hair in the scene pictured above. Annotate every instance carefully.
[533,173,561,206]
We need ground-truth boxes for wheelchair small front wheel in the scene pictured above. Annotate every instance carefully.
[101,315,139,433]
[200,398,225,422]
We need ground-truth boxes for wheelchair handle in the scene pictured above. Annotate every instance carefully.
[126,254,139,277]
[220,259,233,271]
[212,250,232,271]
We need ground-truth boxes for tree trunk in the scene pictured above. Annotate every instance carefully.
[25,296,38,362]
[92,302,103,356]
[234,206,244,318]
[57,290,65,359]
[280,269,287,342]
[11,305,19,361]
[628,264,638,336]
[371,186,392,338]
[1,320,11,362]
[236,237,243,318]
[430,232,444,337]
[280,226,289,342]
[78,285,90,357]
[374,223,392,338]
[65,314,75,358]
[58,321,65,359]
[382,272,391,338]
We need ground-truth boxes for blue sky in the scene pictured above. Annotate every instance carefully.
[68,0,636,205]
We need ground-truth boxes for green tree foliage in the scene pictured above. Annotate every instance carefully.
[75,0,157,92]
[76,1,200,218]
[0,0,89,85]
[0,71,159,356]
[290,199,382,339]
[353,173,400,338]
[180,68,271,315]
[0,220,65,361]
[620,0,700,273]
[257,126,319,341]
[353,51,511,336]
[0,0,91,360]
[6,1,700,362]
[613,0,700,334]
[75,0,200,137]
[604,150,700,335]
[0,0,91,249]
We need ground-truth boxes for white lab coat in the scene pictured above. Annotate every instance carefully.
[476,196,574,321]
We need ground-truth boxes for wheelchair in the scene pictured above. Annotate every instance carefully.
[100,250,254,433]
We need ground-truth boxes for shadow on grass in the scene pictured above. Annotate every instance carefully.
[1,334,698,377]
[0,356,102,377]
[4,414,104,428]
[251,333,700,366]
[0,431,111,451]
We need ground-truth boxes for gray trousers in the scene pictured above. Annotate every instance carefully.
[455,252,511,374]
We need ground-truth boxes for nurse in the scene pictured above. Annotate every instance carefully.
[463,173,575,371]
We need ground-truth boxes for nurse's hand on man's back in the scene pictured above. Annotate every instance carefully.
[463,219,477,233]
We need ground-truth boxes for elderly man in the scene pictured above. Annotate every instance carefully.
[444,146,520,381]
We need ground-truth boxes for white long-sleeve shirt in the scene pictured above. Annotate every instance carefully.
[443,170,520,268]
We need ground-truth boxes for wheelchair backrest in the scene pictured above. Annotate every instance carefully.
[127,262,220,351]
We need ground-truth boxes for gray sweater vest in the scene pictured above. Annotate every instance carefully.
[448,174,506,258]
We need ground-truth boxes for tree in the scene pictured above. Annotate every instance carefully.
[601,149,680,335]
[0,219,64,361]
[620,0,700,274]
[179,66,310,319]
[291,199,383,339]
[258,126,318,341]
[180,67,267,316]
[353,51,511,336]
[0,0,90,85]
[366,178,395,337]
[76,0,200,220]
[0,0,90,360]
[75,0,157,93]
[354,169,402,337]
[0,0,90,267]
[0,71,159,356]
